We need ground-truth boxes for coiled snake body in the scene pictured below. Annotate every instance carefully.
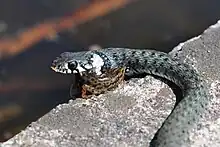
[51,48,209,147]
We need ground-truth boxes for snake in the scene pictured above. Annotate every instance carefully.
[51,48,209,147]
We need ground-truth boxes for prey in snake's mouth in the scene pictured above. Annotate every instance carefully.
[51,51,125,98]
[71,68,124,99]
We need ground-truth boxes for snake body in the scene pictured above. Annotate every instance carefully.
[51,48,209,147]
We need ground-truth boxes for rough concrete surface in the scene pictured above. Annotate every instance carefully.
[1,20,220,147]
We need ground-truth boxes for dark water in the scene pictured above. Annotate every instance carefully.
[0,0,220,141]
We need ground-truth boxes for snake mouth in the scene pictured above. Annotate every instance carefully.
[50,61,60,72]
[50,65,85,75]
[50,66,57,72]
[50,65,74,74]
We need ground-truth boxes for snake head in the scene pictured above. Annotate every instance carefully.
[51,51,104,75]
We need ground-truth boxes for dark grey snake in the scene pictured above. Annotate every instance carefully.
[51,48,209,147]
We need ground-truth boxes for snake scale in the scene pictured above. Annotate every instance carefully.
[51,48,209,147]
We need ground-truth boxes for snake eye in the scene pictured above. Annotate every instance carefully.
[68,61,77,71]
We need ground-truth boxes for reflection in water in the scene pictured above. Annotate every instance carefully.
[0,104,22,124]
[0,104,22,141]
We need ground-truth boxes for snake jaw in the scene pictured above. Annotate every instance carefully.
[51,62,76,74]
[50,66,56,72]
[51,51,106,76]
